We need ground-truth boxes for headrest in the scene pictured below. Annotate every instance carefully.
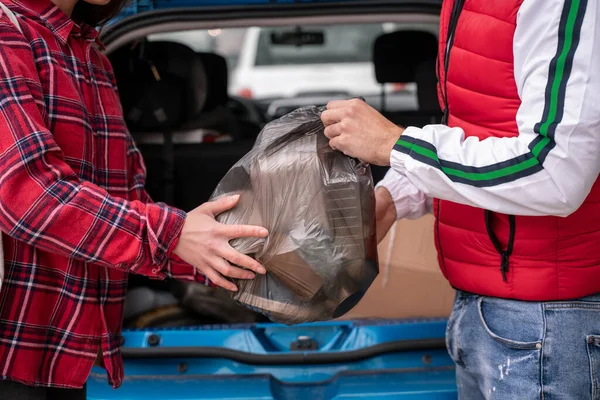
[373,30,440,113]
[373,30,438,84]
[195,52,229,113]
[110,40,208,132]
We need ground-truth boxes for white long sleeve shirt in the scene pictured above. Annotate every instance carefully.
[379,0,600,219]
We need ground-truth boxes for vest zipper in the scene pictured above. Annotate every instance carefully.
[435,0,464,274]
[441,0,465,125]
[485,211,516,282]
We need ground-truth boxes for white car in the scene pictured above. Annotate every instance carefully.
[230,24,398,101]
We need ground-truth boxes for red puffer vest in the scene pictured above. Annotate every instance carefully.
[436,0,600,300]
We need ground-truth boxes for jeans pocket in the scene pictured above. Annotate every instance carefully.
[477,297,542,350]
[587,335,600,400]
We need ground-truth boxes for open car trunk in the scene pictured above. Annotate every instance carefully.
[87,320,455,399]
[89,1,456,398]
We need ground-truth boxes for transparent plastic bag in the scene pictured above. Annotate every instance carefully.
[209,105,378,325]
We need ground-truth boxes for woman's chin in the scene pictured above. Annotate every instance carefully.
[82,0,112,5]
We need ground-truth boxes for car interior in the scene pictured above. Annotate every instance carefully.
[107,20,442,329]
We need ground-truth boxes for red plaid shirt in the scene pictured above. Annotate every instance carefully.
[0,0,208,389]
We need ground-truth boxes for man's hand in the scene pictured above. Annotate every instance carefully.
[173,195,268,291]
[375,187,397,243]
[321,99,405,166]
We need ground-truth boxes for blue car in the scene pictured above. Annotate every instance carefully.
[89,1,456,398]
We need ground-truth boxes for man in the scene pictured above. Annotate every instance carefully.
[321,0,600,398]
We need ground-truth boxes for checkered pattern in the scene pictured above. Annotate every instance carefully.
[0,0,209,389]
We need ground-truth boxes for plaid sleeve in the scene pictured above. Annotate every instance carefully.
[0,21,185,277]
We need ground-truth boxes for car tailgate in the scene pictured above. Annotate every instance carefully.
[87,319,456,399]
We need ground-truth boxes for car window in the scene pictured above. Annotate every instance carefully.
[141,21,440,113]
[255,24,384,66]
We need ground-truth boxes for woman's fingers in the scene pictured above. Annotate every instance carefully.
[220,224,269,239]
[202,195,241,216]
[209,256,255,280]
[197,265,238,292]
[220,245,267,274]
[195,257,256,292]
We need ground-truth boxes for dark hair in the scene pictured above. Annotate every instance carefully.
[72,0,130,27]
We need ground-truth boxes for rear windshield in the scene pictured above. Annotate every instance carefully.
[255,24,385,66]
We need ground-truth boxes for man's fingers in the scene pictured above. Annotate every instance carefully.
[329,136,346,152]
[324,124,342,139]
[221,224,268,239]
[199,266,238,292]
[203,195,240,216]
[220,246,267,274]
[210,256,255,280]
[320,108,345,127]
[329,136,339,151]
[326,99,351,110]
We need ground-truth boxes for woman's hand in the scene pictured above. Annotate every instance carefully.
[173,195,268,291]
[375,187,397,243]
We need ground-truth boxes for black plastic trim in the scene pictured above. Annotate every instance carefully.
[121,338,446,365]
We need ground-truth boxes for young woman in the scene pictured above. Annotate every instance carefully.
[0,1,267,398]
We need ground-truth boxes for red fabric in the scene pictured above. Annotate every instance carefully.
[435,0,600,300]
[0,0,209,389]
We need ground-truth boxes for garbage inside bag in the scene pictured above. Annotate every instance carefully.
[209,105,379,325]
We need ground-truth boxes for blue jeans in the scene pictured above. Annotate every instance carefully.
[447,290,600,399]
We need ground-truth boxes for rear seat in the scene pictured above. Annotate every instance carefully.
[110,40,209,209]
[110,40,258,211]
[180,52,239,137]
[373,30,441,125]
[172,52,258,211]
[370,29,442,182]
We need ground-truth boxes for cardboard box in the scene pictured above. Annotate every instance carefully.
[339,215,455,320]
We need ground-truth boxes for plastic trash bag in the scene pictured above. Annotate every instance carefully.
[209,105,378,325]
